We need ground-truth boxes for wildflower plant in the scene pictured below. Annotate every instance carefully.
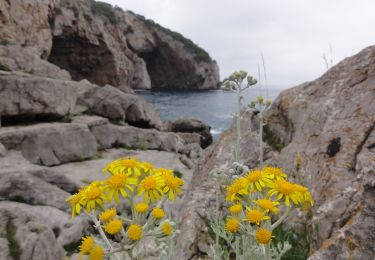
[66,158,184,259]
[210,70,314,260]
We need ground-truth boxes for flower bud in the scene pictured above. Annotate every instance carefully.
[247,76,257,86]
[257,96,264,104]
[249,101,256,108]
[265,99,272,107]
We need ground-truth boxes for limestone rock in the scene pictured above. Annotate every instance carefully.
[91,123,186,153]
[0,143,6,157]
[165,118,213,148]
[0,123,98,166]
[0,71,77,124]
[77,85,163,129]
[0,204,65,260]
[0,45,71,80]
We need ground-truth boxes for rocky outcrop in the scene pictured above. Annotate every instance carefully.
[0,0,219,90]
[177,46,375,259]
[164,118,213,148]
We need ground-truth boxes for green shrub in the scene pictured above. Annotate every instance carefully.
[89,0,118,24]
[6,220,22,259]
[129,12,212,63]
[0,39,9,46]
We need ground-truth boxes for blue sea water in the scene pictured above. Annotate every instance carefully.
[137,87,284,137]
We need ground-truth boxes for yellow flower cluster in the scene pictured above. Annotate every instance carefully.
[66,158,184,218]
[66,158,183,259]
[225,166,313,244]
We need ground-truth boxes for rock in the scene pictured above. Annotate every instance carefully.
[77,85,163,129]
[91,123,186,153]
[0,45,71,80]
[0,204,66,260]
[0,123,98,166]
[0,169,70,211]
[177,46,375,259]
[0,0,219,90]
[0,143,6,157]
[0,71,78,124]
[0,202,88,251]
[165,118,213,148]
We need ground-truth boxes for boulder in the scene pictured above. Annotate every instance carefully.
[0,202,88,250]
[0,45,71,80]
[165,118,213,148]
[77,84,163,129]
[91,123,186,153]
[0,170,70,212]
[0,123,98,166]
[0,204,65,260]
[0,71,78,124]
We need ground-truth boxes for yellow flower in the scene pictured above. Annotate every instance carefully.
[104,173,137,202]
[293,184,314,206]
[141,162,155,174]
[81,183,106,212]
[152,207,165,219]
[226,178,248,201]
[253,199,280,214]
[66,189,84,218]
[156,167,174,176]
[161,222,173,236]
[103,158,141,176]
[138,175,164,202]
[104,219,123,235]
[229,204,243,215]
[135,202,149,213]
[225,217,240,233]
[162,172,184,201]
[127,224,142,241]
[255,228,273,244]
[245,208,270,225]
[89,245,105,260]
[245,169,273,192]
[263,166,287,180]
[79,236,95,255]
[99,208,117,223]
[268,179,299,207]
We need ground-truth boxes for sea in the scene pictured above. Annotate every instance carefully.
[137,87,284,138]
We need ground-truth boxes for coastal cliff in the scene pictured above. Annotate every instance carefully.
[0,0,220,91]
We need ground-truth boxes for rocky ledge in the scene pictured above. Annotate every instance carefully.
[176,46,375,259]
[0,0,220,90]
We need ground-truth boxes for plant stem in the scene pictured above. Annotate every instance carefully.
[235,236,240,260]
[259,112,264,168]
[91,215,121,260]
[235,89,242,162]
[271,206,293,230]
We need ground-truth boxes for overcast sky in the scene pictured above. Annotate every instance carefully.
[106,0,375,88]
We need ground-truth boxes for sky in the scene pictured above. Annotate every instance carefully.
[106,0,375,88]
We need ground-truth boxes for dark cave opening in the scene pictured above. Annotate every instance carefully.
[48,34,119,86]
[138,43,203,89]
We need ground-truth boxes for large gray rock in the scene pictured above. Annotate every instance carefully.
[0,71,77,123]
[0,204,65,260]
[165,118,213,148]
[77,85,162,129]
[91,123,186,153]
[0,123,98,166]
[0,202,88,250]
[0,45,71,80]
[0,170,70,211]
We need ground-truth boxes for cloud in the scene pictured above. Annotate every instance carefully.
[106,0,375,87]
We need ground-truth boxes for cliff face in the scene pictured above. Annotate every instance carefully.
[0,0,220,90]
[177,46,375,259]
